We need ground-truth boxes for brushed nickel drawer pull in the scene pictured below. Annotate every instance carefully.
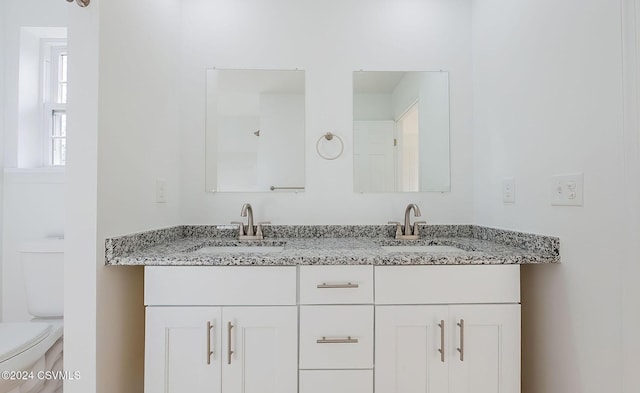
[457,319,465,362]
[206,321,214,365]
[317,282,359,289]
[438,320,445,362]
[227,321,234,365]
[316,336,359,344]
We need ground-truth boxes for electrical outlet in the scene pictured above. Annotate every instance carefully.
[551,173,583,206]
[156,178,167,203]
[502,178,515,203]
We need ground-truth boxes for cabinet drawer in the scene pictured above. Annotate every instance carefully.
[300,370,373,393]
[299,305,373,369]
[144,266,297,306]
[299,265,373,304]
[375,265,520,304]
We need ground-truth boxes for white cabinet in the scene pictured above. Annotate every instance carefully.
[145,265,522,393]
[299,305,373,369]
[299,265,373,305]
[375,304,520,393]
[145,307,222,393]
[448,305,521,393]
[375,265,520,304]
[374,266,521,393]
[144,267,298,393]
[375,305,449,393]
[146,306,297,393]
[222,306,298,393]
[299,370,373,393]
[145,266,297,306]
[298,266,375,393]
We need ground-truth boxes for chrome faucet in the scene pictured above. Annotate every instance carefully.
[231,203,270,240]
[241,203,255,236]
[389,203,426,240]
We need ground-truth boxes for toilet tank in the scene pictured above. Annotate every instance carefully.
[21,239,64,318]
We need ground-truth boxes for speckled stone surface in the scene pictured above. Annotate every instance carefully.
[105,226,182,263]
[105,225,560,266]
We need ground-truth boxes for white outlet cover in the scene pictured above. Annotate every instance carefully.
[551,173,583,206]
[502,178,515,203]
[156,178,167,203]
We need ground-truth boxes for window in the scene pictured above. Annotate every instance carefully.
[43,42,67,166]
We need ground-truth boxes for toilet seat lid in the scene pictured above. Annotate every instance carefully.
[0,323,51,363]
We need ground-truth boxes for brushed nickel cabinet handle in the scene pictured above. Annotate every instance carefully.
[457,319,465,361]
[316,336,359,344]
[227,321,234,365]
[317,282,359,289]
[206,321,214,365]
[438,320,445,362]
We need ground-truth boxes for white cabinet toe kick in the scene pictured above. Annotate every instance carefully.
[144,264,521,393]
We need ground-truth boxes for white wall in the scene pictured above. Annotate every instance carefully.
[392,72,450,191]
[353,93,393,120]
[417,73,450,191]
[65,1,99,391]
[94,0,183,392]
[16,29,41,168]
[391,72,420,119]
[621,1,640,391]
[179,0,474,225]
[258,93,305,190]
[211,93,305,192]
[471,1,626,392]
[217,116,260,191]
[67,0,184,391]
[1,169,64,322]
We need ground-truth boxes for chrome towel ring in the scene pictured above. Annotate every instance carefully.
[316,132,344,160]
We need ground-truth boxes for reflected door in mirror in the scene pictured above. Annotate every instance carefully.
[353,71,450,193]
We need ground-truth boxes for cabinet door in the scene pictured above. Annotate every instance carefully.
[449,304,521,393]
[375,305,449,393]
[222,306,297,393]
[145,306,222,393]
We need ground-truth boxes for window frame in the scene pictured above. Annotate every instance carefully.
[41,40,68,167]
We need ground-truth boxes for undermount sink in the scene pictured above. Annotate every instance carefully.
[192,246,284,254]
[382,245,463,253]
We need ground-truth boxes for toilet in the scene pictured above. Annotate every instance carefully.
[0,239,64,393]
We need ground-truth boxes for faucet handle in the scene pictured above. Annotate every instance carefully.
[388,221,403,238]
[230,221,245,236]
[255,221,271,238]
[412,221,427,237]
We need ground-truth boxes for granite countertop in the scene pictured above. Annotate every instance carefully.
[105,225,560,266]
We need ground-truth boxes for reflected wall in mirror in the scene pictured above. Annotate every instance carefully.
[206,69,305,192]
[353,71,450,193]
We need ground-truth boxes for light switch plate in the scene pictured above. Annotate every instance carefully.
[502,178,515,203]
[551,173,583,206]
[156,178,167,203]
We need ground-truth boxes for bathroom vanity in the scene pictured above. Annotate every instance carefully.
[106,224,558,393]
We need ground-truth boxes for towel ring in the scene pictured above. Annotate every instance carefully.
[316,132,344,160]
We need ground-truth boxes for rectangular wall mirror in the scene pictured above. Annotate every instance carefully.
[353,71,450,193]
[206,69,305,192]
